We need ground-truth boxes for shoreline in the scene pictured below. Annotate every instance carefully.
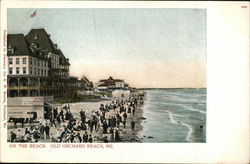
[116,102,145,142]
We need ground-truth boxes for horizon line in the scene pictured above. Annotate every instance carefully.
[138,87,207,89]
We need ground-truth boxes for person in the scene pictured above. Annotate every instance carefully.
[67,120,73,130]
[114,129,120,142]
[39,123,45,139]
[109,127,114,142]
[59,130,65,142]
[81,121,87,131]
[80,110,86,123]
[112,116,116,127]
[88,134,93,143]
[70,132,75,143]
[83,131,88,143]
[88,119,94,133]
[44,124,50,139]
[76,132,82,143]
[119,106,123,114]
[128,107,131,113]
[53,108,58,119]
[29,126,35,139]
[65,133,71,142]
[55,129,61,141]
[131,120,135,133]
[16,129,22,141]
[122,119,126,128]
[96,116,101,132]
[24,127,30,135]
[102,120,108,134]
[103,136,109,143]
[123,112,127,123]
[10,131,16,142]
[108,116,112,127]
[56,116,61,127]
[23,132,31,142]
[116,116,120,128]
[93,115,98,132]
[99,104,104,112]
[33,127,40,141]
[65,110,69,120]
[51,118,57,128]
[59,109,64,122]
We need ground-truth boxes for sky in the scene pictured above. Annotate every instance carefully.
[7,8,206,88]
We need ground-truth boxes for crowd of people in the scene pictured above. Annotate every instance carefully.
[9,93,145,143]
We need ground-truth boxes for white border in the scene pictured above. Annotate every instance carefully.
[1,1,249,163]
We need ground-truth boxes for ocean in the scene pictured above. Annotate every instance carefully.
[139,88,206,143]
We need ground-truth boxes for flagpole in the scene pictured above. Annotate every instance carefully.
[92,9,98,50]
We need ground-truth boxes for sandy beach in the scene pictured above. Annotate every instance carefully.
[7,98,145,143]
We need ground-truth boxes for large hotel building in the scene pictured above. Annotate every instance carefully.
[7,28,86,98]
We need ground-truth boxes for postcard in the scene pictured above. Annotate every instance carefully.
[0,1,249,163]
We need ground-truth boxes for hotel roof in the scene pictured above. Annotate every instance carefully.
[7,34,31,56]
[99,76,124,82]
[26,28,55,52]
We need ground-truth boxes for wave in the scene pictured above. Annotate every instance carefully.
[164,102,206,114]
[166,110,178,124]
[163,92,206,98]
[179,104,206,114]
[172,111,204,121]
[179,122,193,142]
[166,109,193,142]
[148,90,206,98]
[162,95,206,104]
[172,113,190,118]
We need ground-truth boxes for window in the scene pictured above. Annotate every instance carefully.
[9,67,13,74]
[23,57,26,64]
[16,67,19,74]
[30,67,32,74]
[29,58,32,65]
[34,68,36,75]
[34,33,38,40]
[41,69,43,76]
[38,68,40,75]
[9,58,13,64]
[38,60,40,66]
[16,58,19,64]
[8,46,14,54]
[23,67,26,74]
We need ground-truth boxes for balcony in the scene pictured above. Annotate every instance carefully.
[7,86,66,90]
[8,86,40,90]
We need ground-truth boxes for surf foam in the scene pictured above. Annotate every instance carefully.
[166,109,193,142]
[166,110,178,124]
